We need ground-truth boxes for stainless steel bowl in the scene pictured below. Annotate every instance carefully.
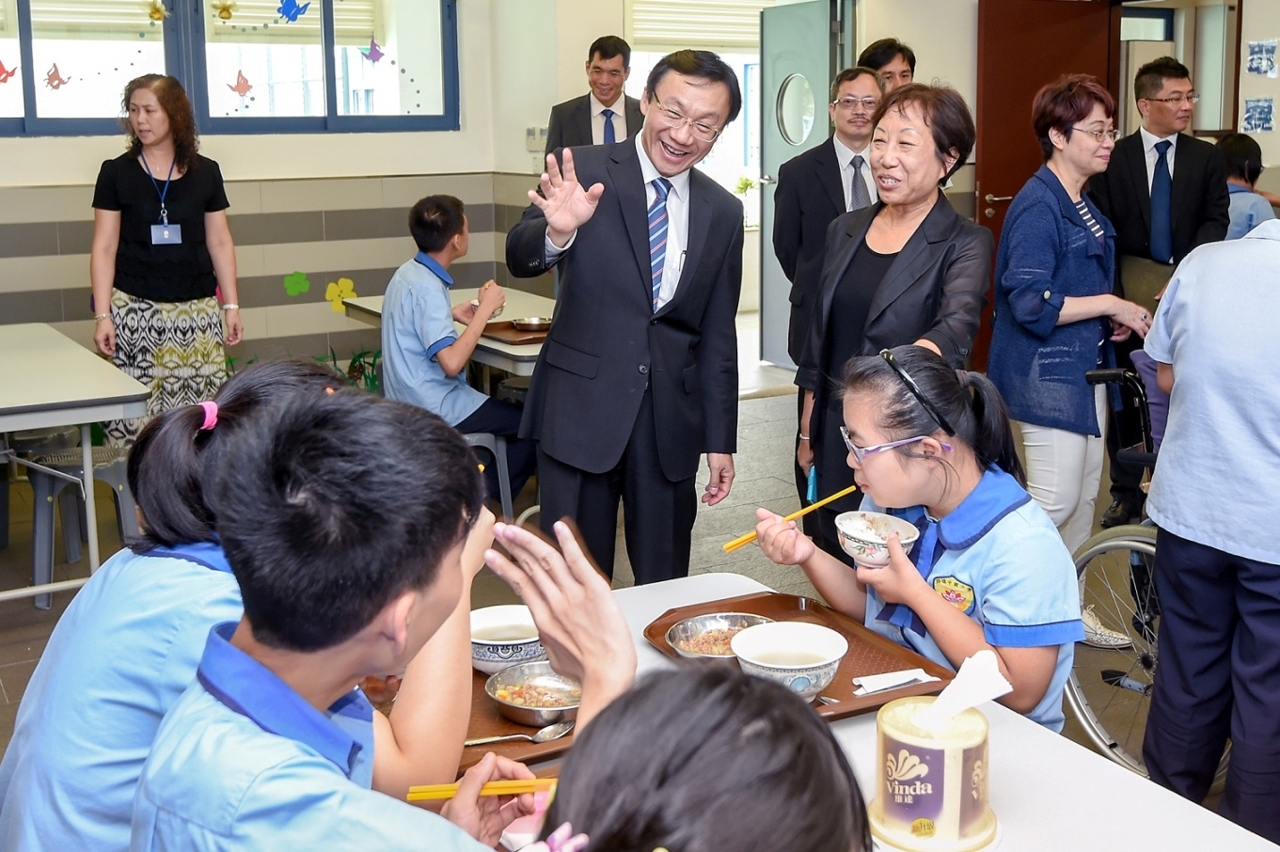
[512,317,552,332]
[665,612,774,660]
[484,661,581,726]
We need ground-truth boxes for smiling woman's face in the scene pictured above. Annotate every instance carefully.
[870,102,952,209]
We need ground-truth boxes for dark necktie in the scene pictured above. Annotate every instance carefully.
[849,154,871,211]
[602,108,616,145]
[648,178,672,311]
[1149,140,1173,263]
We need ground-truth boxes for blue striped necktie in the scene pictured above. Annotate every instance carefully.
[602,108,616,144]
[648,178,671,311]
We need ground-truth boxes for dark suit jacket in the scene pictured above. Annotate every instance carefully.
[796,193,992,444]
[1087,131,1229,280]
[545,94,645,155]
[506,141,744,482]
[773,136,845,363]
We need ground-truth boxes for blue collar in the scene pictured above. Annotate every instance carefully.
[145,540,233,574]
[1227,183,1254,195]
[196,622,372,777]
[413,251,454,287]
[878,468,1031,634]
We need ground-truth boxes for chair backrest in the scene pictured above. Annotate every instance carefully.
[1129,350,1168,453]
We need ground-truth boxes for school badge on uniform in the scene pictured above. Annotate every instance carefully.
[932,577,975,614]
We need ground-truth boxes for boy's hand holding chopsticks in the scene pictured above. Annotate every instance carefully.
[437,753,537,847]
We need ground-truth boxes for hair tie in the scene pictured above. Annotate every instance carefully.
[528,823,589,852]
[955,369,972,390]
[198,400,218,431]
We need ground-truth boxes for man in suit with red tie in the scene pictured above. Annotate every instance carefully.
[544,36,646,156]
[508,51,743,584]
[773,67,885,530]
[1087,56,1229,529]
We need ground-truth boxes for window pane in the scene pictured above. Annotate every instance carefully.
[0,35,22,119]
[335,0,444,116]
[204,0,323,118]
[30,0,167,119]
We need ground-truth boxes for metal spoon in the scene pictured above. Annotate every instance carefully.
[464,720,575,748]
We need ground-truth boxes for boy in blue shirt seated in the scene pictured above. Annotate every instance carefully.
[382,195,537,507]
[131,390,535,850]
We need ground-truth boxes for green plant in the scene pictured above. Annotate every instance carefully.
[734,176,757,195]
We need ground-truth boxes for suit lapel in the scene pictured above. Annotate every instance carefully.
[657,174,713,316]
[608,143,654,302]
[1170,133,1195,234]
[1122,133,1152,233]
[574,95,593,144]
[815,139,845,216]
[817,205,877,327]
[866,194,956,325]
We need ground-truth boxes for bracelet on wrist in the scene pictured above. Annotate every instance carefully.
[93,312,111,323]
[220,303,240,311]
[798,434,810,441]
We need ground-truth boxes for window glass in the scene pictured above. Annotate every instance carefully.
[0,5,22,119]
[333,0,444,116]
[204,0,324,118]
[29,0,167,119]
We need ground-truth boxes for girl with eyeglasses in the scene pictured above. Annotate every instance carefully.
[756,346,1083,731]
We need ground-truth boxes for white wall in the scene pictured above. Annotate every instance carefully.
[1239,0,1280,168]
[857,0,979,114]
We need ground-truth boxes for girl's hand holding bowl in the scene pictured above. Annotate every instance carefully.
[855,534,931,605]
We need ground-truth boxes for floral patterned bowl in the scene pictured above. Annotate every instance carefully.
[834,511,920,568]
[470,605,546,675]
[731,622,848,701]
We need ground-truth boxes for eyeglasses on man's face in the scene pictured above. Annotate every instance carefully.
[833,96,879,112]
[839,426,952,465]
[1072,126,1121,143]
[650,95,722,143]
[1144,93,1199,106]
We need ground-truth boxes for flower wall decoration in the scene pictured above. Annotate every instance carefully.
[326,277,357,311]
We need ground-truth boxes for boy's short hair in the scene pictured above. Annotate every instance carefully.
[408,195,466,255]
[213,390,484,651]
[1217,132,1264,184]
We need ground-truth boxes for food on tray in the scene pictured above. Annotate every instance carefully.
[673,626,746,657]
[494,681,581,708]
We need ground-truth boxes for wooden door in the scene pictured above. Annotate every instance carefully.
[971,0,1117,370]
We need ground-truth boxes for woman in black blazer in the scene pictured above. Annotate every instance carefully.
[796,84,992,566]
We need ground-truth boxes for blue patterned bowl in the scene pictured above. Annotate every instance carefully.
[470,605,546,675]
[731,622,848,700]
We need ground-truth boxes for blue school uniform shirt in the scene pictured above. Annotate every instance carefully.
[1225,184,1275,240]
[381,252,486,427]
[0,542,241,852]
[131,622,487,852]
[861,468,1084,731]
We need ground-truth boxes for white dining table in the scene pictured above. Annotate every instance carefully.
[607,573,1278,852]
[0,324,150,601]
[344,288,555,377]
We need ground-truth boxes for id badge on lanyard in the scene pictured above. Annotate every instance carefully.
[142,154,183,246]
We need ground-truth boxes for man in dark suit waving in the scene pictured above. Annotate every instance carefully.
[508,50,743,584]
[1088,56,1229,528]
[544,36,646,156]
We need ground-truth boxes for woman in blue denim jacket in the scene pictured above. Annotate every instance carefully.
[989,75,1150,562]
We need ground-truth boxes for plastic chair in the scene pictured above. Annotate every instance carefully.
[464,432,514,521]
[27,447,138,609]
[1,427,80,551]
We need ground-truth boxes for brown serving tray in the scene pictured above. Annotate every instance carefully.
[482,321,548,346]
[459,669,576,771]
[643,592,953,722]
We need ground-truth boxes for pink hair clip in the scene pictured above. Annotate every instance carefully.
[198,400,218,431]
[525,822,588,852]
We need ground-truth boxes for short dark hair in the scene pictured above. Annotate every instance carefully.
[1217,133,1264,184]
[830,66,885,103]
[541,666,870,852]
[858,38,916,73]
[1134,56,1191,103]
[212,391,484,651]
[127,360,346,553]
[871,84,976,183]
[408,195,466,255]
[589,35,631,69]
[1032,74,1117,161]
[842,345,1026,489]
[645,49,742,126]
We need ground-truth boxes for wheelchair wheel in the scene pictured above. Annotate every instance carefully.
[1067,524,1229,790]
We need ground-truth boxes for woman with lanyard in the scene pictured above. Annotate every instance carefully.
[756,346,1083,731]
[90,74,241,445]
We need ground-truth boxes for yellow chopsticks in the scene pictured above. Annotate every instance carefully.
[721,482,862,554]
[407,778,557,802]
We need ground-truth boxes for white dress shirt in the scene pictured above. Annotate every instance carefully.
[544,136,691,309]
[590,93,629,145]
[833,135,877,210]
[1140,126,1178,192]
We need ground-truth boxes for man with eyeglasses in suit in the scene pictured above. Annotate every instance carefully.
[1087,56,1229,530]
[773,67,885,530]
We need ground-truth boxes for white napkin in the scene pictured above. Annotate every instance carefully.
[852,668,940,696]
[914,649,1012,732]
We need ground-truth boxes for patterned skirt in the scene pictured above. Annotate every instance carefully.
[105,291,228,447]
